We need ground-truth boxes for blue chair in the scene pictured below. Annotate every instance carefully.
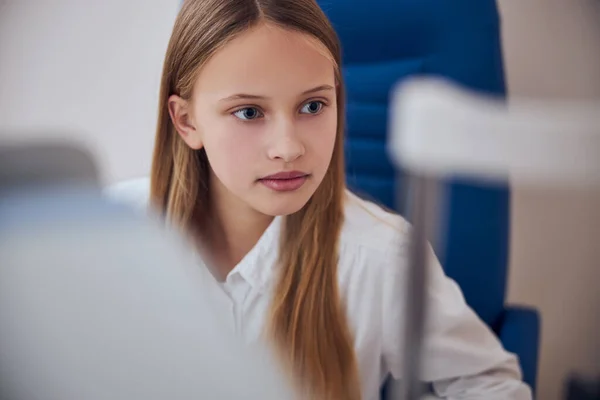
[319,0,540,393]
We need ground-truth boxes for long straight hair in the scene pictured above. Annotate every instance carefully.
[150,1,360,398]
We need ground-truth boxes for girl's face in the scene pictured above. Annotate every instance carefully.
[168,22,338,218]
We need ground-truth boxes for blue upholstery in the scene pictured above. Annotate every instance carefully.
[319,0,540,392]
[499,307,541,390]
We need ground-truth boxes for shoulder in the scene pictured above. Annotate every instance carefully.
[337,191,413,344]
[103,176,151,212]
[340,190,411,256]
[336,189,413,293]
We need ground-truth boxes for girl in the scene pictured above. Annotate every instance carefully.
[110,0,532,399]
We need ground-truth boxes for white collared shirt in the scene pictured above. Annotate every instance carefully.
[106,178,532,400]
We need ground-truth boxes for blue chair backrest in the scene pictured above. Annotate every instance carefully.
[321,0,510,328]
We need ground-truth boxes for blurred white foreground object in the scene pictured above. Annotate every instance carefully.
[0,142,292,400]
[389,78,600,186]
[386,78,600,400]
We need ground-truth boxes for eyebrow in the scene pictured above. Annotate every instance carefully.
[219,84,335,103]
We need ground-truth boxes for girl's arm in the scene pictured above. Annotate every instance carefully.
[381,239,532,399]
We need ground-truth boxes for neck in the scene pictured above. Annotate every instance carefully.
[200,182,273,281]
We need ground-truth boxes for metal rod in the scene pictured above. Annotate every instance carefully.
[388,174,440,400]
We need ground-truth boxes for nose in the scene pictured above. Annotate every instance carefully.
[266,118,305,163]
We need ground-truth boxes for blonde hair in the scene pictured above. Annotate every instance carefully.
[150,1,360,398]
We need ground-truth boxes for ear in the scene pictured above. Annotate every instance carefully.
[168,95,203,150]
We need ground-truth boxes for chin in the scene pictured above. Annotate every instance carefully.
[254,192,313,217]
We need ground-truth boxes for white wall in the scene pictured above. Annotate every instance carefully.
[498,1,600,399]
[0,0,180,184]
[1,1,600,399]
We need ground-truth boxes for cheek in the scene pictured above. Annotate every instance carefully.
[304,111,338,165]
[201,119,261,183]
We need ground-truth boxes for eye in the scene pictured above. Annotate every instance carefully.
[300,100,324,115]
[232,107,263,121]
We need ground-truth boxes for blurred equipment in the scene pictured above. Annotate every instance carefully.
[388,77,600,399]
[565,375,600,400]
[0,141,292,400]
[0,140,99,189]
[318,0,540,393]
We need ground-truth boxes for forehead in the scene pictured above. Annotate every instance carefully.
[194,23,336,98]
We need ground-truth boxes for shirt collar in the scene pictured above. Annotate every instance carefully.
[227,216,282,293]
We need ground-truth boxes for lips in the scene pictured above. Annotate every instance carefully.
[260,171,308,180]
[258,171,309,192]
